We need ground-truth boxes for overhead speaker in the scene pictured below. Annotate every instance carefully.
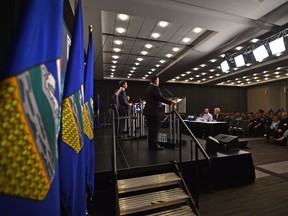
[213,134,239,151]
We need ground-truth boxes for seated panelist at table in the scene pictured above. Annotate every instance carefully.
[213,107,224,122]
[202,108,213,122]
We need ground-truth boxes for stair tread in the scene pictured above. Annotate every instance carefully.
[118,172,181,194]
[119,188,189,215]
[147,205,196,216]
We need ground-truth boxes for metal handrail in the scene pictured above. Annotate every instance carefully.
[110,109,120,216]
[173,109,211,163]
[173,109,211,209]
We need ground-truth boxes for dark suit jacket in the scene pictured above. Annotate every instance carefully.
[143,84,172,117]
[118,89,130,115]
[213,113,224,121]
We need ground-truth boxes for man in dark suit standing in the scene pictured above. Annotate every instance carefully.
[143,76,176,150]
[118,81,132,136]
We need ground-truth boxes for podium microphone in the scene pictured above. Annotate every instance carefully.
[164,88,173,97]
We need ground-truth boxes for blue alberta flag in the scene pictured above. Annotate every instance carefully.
[0,1,63,216]
[83,26,95,200]
[58,0,86,215]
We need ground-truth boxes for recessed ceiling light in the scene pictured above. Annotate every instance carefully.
[172,47,180,52]
[210,59,217,63]
[182,37,191,43]
[151,32,160,38]
[130,70,134,73]
[111,69,115,72]
[112,55,119,59]
[216,74,220,76]
[145,75,148,77]
[210,69,215,72]
[132,67,136,70]
[189,77,194,80]
[113,48,121,52]
[264,74,269,77]
[200,64,206,67]
[112,61,118,64]
[135,62,140,66]
[110,75,114,77]
[114,40,123,45]
[148,71,152,74]
[176,76,180,79]
[277,67,282,70]
[220,54,225,58]
[145,44,153,49]
[263,71,268,73]
[197,80,201,83]
[155,64,160,67]
[181,74,186,77]
[247,82,251,84]
[118,14,129,21]
[202,78,206,81]
[166,53,173,58]
[159,21,169,27]
[195,75,200,78]
[209,76,213,79]
[193,68,199,71]
[186,71,191,74]
[172,79,176,81]
[193,27,203,33]
[116,27,126,34]
[185,80,189,82]
[111,73,114,75]
[251,38,259,43]
[159,60,166,64]
[265,78,269,80]
[201,72,206,75]
[141,51,148,55]
[275,75,280,78]
[151,68,156,71]
[128,73,132,76]
[137,58,143,61]
[235,46,243,51]
[275,71,280,75]
[111,65,116,68]
[256,80,260,82]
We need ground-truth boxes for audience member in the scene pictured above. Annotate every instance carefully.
[273,112,288,142]
[264,115,280,142]
[248,113,264,136]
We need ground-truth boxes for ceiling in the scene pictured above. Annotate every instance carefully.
[82,0,288,87]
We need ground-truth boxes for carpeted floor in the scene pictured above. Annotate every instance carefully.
[199,139,288,216]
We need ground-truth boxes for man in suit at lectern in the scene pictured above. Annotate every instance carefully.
[143,76,177,150]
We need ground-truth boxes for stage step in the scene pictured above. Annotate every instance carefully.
[119,188,189,215]
[118,172,181,194]
[147,205,196,216]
